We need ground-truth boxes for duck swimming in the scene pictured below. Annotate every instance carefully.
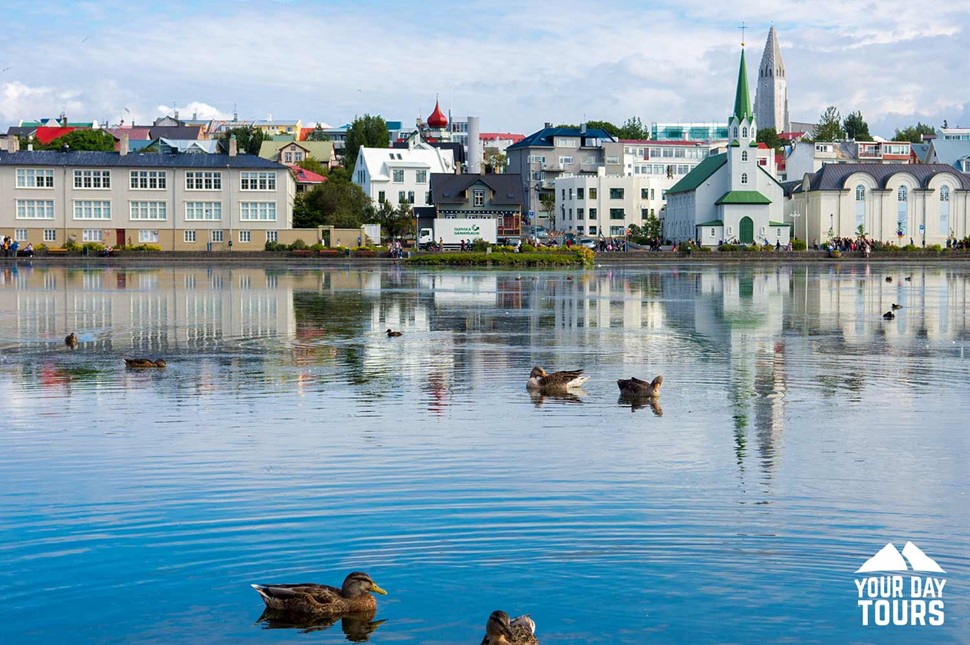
[891,303,903,310]
[617,375,663,399]
[883,311,895,320]
[481,610,538,645]
[386,329,403,337]
[124,358,167,368]
[526,367,589,393]
[65,333,79,349]
[885,276,893,283]
[252,571,387,617]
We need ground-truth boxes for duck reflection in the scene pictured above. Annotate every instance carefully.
[529,389,587,406]
[617,395,663,416]
[257,609,386,641]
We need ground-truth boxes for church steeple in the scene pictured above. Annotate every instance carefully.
[733,48,754,124]
[754,25,790,133]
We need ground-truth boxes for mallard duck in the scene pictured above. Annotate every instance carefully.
[527,367,589,393]
[481,610,538,645]
[65,333,79,349]
[883,311,895,320]
[891,303,903,310]
[386,329,403,337]
[124,358,167,368]
[617,375,663,398]
[904,275,912,281]
[251,572,387,617]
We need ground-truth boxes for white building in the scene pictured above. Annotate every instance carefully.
[352,139,455,207]
[554,169,667,238]
[785,139,912,183]
[663,46,788,247]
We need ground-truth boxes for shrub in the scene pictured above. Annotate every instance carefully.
[64,237,80,251]
[82,242,105,253]
[718,243,740,253]
[926,244,943,254]
[470,238,490,252]
[792,239,807,251]
[264,240,284,252]
[290,239,308,251]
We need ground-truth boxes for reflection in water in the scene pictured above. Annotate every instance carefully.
[617,395,663,416]
[528,389,587,406]
[257,609,386,641]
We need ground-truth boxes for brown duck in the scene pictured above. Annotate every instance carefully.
[617,375,663,398]
[251,571,387,617]
[526,367,589,393]
[124,358,167,368]
[481,610,538,645]
[65,333,79,349]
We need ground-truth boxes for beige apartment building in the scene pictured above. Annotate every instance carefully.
[0,139,296,251]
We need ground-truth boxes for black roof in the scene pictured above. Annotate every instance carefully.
[430,173,524,206]
[507,126,615,150]
[5,126,35,137]
[0,150,286,169]
[148,125,205,140]
[805,163,970,191]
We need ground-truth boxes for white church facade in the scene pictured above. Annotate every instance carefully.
[663,46,789,247]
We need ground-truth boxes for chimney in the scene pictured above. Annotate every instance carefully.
[229,135,238,157]
[544,122,553,129]
[466,116,481,174]
[120,132,129,156]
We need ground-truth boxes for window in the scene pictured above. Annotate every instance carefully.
[211,230,224,242]
[239,230,251,243]
[610,208,625,220]
[577,208,584,220]
[398,191,406,203]
[588,187,597,199]
[16,168,54,188]
[577,188,585,200]
[473,189,485,206]
[641,188,649,199]
[559,156,574,165]
[378,191,386,203]
[741,151,748,162]
[240,202,277,221]
[407,191,415,204]
[610,226,625,236]
[940,185,950,233]
[609,187,624,199]
[606,156,620,164]
[897,186,908,235]
[73,201,111,220]
[16,199,55,219]
[284,152,293,163]
[266,230,278,243]
[733,127,738,138]
[392,169,404,183]
[426,191,431,204]
[185,171,222,190]
[82,229,104,242]
[589,208,597,220]
[742,127,748,138]
[577,226,584,234]
[184,230,197,243]
[138,229,159,243]
[641,209,648,219]
[14,229,27,241]
[130,170,167,190]
[73,169,111,189]
[589,226,597,235]
[294,151,303,162]
[241,171,276,190]
[130,201,167,220]
[855,185,866,230]
[44,229,57,242]
[185,202,222,220]
[741,173,748,185]
[416,170,427,183]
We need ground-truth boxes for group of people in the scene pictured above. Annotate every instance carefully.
[2,237,33,257]
[385,240,405,258]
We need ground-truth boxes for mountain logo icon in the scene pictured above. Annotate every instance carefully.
[856,542,946,574]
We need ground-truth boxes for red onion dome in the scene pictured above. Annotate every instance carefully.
[427,100,448,128]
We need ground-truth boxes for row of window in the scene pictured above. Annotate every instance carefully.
[9,229,281,244]
[376,190,432,205]
[14,199,277,221]
[561,207,656,222]
[14,169,277,191]
[623,147,709,160]
[391,169,428,184]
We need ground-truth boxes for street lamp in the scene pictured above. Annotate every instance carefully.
[790,210,800,242]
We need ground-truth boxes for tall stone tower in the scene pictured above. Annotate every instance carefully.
[754,25,790,134]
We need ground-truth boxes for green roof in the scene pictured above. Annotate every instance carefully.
[732,49,753,123]
[769,221,789,227]
[715,190,771,205]
[729,140,740,147]
[667,153,727,194]
[698,220,724,227]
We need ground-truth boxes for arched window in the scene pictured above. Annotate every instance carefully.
[741,173,748,185]
[741,151,748,162]
[855,185,865,230]
[940,185,950,234]
[897,186,908,236]
[733,127,738,138]
[742,127,748,138]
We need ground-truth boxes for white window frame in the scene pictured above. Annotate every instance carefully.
[185,171,222,191]
[16,199,55,220]
[138,229,159,243]
[416,170,428,183]
[392,169,405,183]
[240,171,276,191]
[43,229,57,242]
[73,169,111,189]
[473,189,485,207]
[16,168,54,188]
[266,230,278,243]
[239,202,277,221]
[211,229,224,242]
[81,229,104,242]
[73,200,112,220]
[129,201,167,221]
[14,228,28,241]
[184,230,197,243]
[185,202,222,221]
[130,170,167,190]
[238,230,251,243]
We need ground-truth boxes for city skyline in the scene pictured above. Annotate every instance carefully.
[1,0,967,138]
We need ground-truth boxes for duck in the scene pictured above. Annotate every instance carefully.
[617,375,663,399]
[481,610,538,645]
[891,303,903,310]
[65,332,79,349]
[124,358,167,368]
[526,367,589,393]
[885,276,893,283]
[386,329,403,337]
[904,275,912,281]
[883,311,895,320]
[251,571,387,617]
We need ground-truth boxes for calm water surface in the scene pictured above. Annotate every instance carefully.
[0,262,968,644]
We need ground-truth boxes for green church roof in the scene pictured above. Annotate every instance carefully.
[715,190,771,205]
[732,48,753,123]
[667,153,727,194]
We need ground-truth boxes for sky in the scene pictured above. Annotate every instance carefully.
[1,0,968,138]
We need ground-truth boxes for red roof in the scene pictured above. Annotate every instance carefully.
[778,131,806,141]
[299,127,315,141]
[33,127,78,145]
[427,100,448,128]
[291,167,327,184]
[480,132,525,142]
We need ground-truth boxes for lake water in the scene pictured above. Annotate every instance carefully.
[0,262,967,644]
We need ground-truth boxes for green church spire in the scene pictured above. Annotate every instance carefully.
[732,48,753,123]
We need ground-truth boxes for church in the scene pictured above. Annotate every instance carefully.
[663,43,789,247]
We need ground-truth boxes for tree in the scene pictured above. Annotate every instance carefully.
[539,192,556,227]
[343,114,389,169]
[293,170,370,228]
[892,122,936,143]
[813,106,845,141]
[33,129,116,151]
[305,122,330,142]
[756,128,783,150]
[583,120,621,137]
[843,111,873,141]
[296,156,328,176]
[483,147,507,173]
[371,199,414,240]
[219,127,264,155]
[618,116,648,140]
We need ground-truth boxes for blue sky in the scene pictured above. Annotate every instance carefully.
[1,0,967,137]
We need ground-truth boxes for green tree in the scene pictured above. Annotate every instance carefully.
[371,199,414,240]
[813,106,845,141]
[539,193,556,227]
[483,147,507,173]
[218,127,264,155]
[343,114,390,169]
[892,122,935,143]
[756,127,783,150]
[293,171,370,228]
[583,120,621,137]
[843,111,873,141]
[305,122,330,141]
[618,116,648,140]
[33,129,116,151]
[296,156,328,176]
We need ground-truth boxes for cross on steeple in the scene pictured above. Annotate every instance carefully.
[739,22,747,47]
